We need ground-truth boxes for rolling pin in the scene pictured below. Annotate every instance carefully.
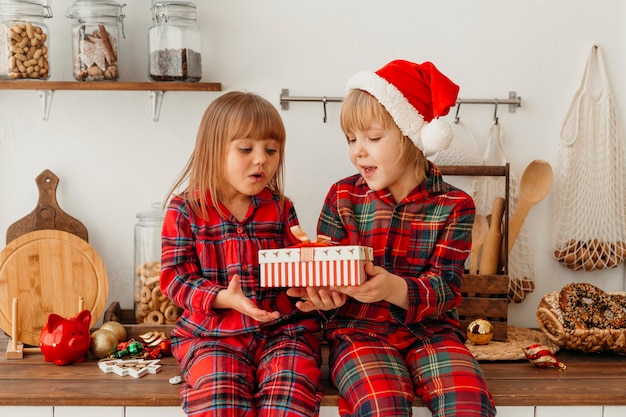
[478,197,505,275]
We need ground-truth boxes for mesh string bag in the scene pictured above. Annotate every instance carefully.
[430,119,484,166]
[552,45,626,271]
[473,122,536,303]
[430,120,489,215]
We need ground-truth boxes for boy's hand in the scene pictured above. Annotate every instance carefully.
[215,275,280,322]
[334,262,409,309]
[286,286,347,312]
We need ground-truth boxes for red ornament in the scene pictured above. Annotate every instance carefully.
[158,339,172,357]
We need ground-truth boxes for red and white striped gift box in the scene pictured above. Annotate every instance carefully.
[258,245,373,287]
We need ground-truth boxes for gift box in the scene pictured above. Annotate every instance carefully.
[259,245,373,287]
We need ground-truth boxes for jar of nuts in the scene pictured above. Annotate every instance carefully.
[0,0,52,80]
[148,1,202,82]
[134,203,181,326]
[66,0,126,81]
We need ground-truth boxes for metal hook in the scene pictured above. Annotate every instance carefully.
[454,102,462,124]
[493,100,499,124]
[322,97,328,123]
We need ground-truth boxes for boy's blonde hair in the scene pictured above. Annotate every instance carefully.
[340,89,428,178]
[166,91,287,219]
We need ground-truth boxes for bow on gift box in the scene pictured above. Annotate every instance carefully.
[290,226,334,261]
[290,226,333,247]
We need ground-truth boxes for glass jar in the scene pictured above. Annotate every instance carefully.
[148,0,202,82]
[134,203,180,325]
[0,0,52,80]
[66,0,125,81]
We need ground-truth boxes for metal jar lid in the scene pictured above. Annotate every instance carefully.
[152,1,197,22]
[136,203,166,221]
[0,0,53,18]
[66,0,125,19]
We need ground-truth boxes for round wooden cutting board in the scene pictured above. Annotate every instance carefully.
[0,229,108,346]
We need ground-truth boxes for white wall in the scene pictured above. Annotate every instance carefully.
[1,0,625,328]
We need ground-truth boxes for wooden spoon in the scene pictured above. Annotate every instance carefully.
[507,160,553,254]
[469,214,489,274]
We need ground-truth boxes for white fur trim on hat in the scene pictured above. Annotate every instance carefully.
[347,71,427,151]
[421,118,453,156]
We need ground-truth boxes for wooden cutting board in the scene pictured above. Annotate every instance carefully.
[0,229,108,346]
[1,169,107,346]
[6,169,88,245]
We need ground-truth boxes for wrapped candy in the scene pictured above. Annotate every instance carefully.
[522,344,566,370]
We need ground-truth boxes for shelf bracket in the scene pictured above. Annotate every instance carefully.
[149,90,165,122]
[38,90,54,121]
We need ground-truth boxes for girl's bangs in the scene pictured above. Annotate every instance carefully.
[230,102,286,143]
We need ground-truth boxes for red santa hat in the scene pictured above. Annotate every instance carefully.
[346,59,460,157]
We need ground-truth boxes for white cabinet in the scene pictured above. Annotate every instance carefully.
[535,406,603,417]
[496,406,535,417]
[0,404,618,416]
[603,406,626,417]
[126,406,186,417]
[319,405,534,416]
[54,406,124,417]
[0,406,52,417]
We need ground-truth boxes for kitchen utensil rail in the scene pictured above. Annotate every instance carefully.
[279,88,521,122]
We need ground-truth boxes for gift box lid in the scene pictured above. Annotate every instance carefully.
[259,245,373,264]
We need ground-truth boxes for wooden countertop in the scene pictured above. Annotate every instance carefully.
[2,331,626,407]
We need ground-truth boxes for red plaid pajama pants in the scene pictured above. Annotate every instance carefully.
[174,331,323,417]
[327,328,496,417]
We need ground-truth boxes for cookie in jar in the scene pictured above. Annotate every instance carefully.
[134,203,181,325]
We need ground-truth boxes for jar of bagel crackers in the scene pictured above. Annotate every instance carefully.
[0,0,52,80]
[134,203,181,325]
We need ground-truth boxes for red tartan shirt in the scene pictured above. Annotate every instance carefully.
[160,188,321,342]
[317,162,475,339]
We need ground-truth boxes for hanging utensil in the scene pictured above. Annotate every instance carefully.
[507,160,553,254]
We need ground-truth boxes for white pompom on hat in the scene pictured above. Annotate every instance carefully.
[346,60,460,157]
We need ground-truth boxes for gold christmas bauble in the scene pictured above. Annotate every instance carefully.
[99,321,127,343]
[90,329,118,358]
[467,318,494,345]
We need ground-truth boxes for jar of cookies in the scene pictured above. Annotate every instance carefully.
[66,0,125,81]
[134,203,180,325]
[148,0,202,82]
[0,0,52,80]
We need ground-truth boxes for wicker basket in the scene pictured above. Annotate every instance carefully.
[536,291,626,354]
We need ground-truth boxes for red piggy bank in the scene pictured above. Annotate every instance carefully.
[39,310,92,366]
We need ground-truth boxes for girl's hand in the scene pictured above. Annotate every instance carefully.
[286,286,347,312]
[214,275,280,322]
[334,262,409,309]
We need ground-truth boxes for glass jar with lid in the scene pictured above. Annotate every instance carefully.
[149,0,202,82]
[0,0,52,80]
[66,0,126,81]
[134,203,181,325]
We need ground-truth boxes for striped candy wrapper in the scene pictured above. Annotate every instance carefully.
[258,245,373,287]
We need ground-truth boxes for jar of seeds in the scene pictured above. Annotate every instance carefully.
[66,0,126,81]
[149,1,202,82]
[0,0,52,80]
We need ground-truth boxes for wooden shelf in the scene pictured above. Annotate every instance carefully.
[0,80,221,91]
[0,80,222,121]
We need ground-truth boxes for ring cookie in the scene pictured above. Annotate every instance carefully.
[134,261,181,324]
